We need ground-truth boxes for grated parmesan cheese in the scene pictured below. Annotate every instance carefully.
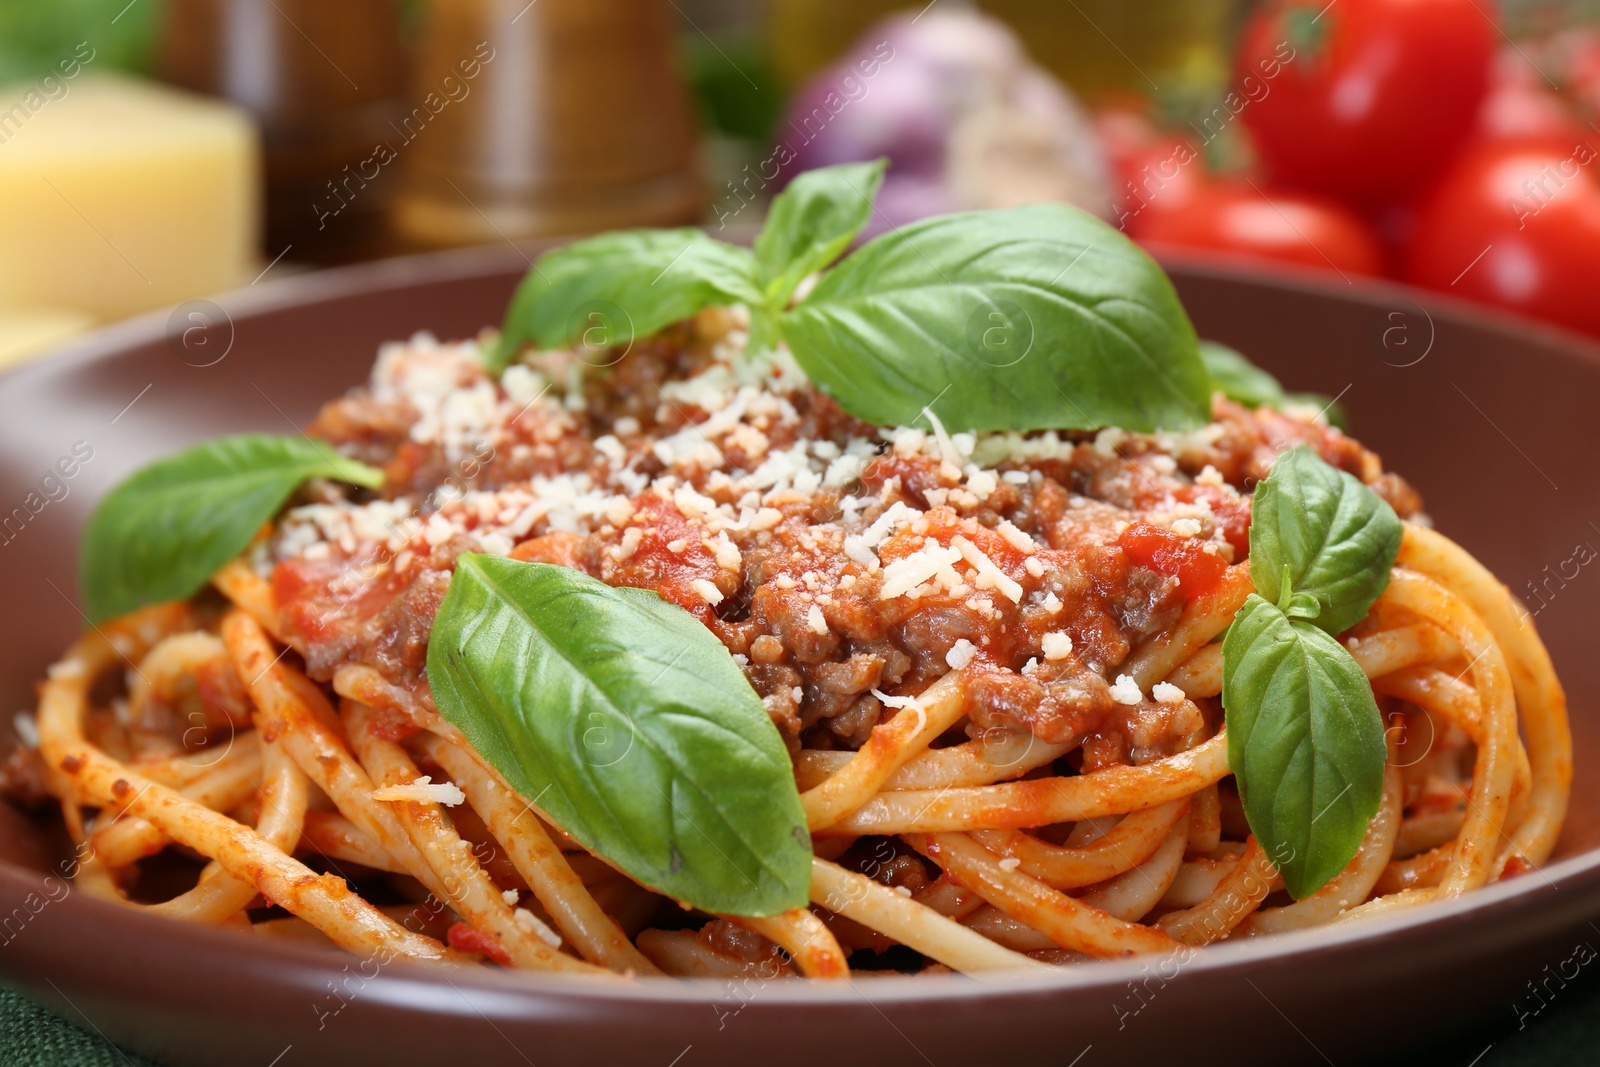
[372,776,466,807]
[1093,427,1128,457]
[873,688,923,711]
[807,605,829,635]
[1152,682,1185,704]
[952,536,1023,603]
[1109,675,1144,706]
[891,427,927,457]
[858,501,918,551]
[691,579,724,606]
[513,907,563,949]
[996,520,1038,553]
[880,542,964,600]
[964,467,998,500]
[1041,632,1074,660]
[945,639,977,670]
[712,536,742,572]
[615,526,643,560]
[921,406,964,470]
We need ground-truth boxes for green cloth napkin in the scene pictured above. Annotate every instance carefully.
[5,972,1599,1065]
[0,986,158,1067]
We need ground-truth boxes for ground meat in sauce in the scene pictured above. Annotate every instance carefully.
[267,320,1422,767]
[964,654,1115,746]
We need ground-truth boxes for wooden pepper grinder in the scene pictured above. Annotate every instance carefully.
[390,0,705,250]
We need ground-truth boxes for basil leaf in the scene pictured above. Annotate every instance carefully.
[754,159,885,307]
[1222,594,1386,899]
[1249,446,1402,636]
[1200,340,1286,409]
[1200,340,1348,430]
[487,229,765,372]
[427,556,810,916]
[778,202,1211,432]
[79,434,383,622]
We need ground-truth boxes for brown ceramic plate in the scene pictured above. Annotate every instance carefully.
[0,247,1596,1067]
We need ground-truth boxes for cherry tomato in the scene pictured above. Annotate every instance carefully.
[1093,105,1200,189]
[1092,102,1167,189]
[1118,521,1228,600]
[1406,138,1600,339]
[1093,105,1206,234]
[1110,139,1208,235]
[1476,49,1587,148]
[1552,27,1600,120]
[1130,181,1385,278]
[1477,80,1585,147]
[1237,0,1494,206]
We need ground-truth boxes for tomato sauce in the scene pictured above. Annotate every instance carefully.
[267,334,1421,757]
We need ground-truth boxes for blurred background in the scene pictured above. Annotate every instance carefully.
[0,0,1597,367]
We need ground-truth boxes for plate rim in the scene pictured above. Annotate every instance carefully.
[0,242,1595,1016]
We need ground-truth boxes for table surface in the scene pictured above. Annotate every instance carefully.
[6,968,1600,1067]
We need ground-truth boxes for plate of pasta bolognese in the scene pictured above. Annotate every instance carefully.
[0,161,1595,1067]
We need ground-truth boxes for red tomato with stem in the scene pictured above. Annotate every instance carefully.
[1406,138,1600,339]
[1130,181,1385,278]
[1237,0,1495,206]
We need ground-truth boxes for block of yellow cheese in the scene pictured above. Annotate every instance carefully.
[0,75,260,322]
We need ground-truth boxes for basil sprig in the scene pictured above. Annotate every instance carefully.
[752,159,886,311]
[427,556,810,917]
[486,229,767,373]
[79,434,383,621]
[490,161,1212,433]
[1222,446,1400,898]
[489,162,887,374]
[1250,446,1403,636]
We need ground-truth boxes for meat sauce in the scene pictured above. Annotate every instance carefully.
[266,322,1422,766]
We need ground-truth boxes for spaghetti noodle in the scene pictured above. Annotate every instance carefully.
[10,317,1570,979]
